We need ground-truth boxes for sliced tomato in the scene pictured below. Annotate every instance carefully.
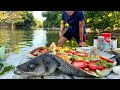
[71,60,88,69]
[39,49,42,52]
[32,53,38,56]
[72,52,81,55]
[88,61,104,71]
[99,56,113,63]
[66,50,73,54]
[39,49,48,54]
[97,62,104,70]
[88,61,98,71]
[72,52,88,57]
[42,50,48,54]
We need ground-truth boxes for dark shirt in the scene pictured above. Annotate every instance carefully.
[61,11,86,34]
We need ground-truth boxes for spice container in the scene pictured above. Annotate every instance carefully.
[111,37,117,50]
[93,36,98,48]
[102,33,111,51]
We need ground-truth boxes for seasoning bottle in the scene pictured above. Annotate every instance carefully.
[93,36,98,48]
[102,33,111,51]
[111,37,117,50]
[97,36,104,51]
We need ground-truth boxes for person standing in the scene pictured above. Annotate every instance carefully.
[58,11,86,47]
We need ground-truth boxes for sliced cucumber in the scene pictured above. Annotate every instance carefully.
[96,70,103,77]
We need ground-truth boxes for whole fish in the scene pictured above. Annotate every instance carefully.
[14,52,96,78]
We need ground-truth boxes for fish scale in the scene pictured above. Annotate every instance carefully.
[46,53,96,77]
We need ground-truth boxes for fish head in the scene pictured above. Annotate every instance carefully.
[14,54,48,76]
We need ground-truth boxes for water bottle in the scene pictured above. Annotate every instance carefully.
[97,36,104,51]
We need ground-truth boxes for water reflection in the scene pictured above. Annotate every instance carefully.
[31,30,47,47]
[46,30,59,46]
[0,29,47,53]
[0,29,120,53]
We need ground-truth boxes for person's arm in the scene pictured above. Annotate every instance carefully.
[79,20,86,47]
[79,20,84,42]
[78,11,86,47]
[59,20,66,38]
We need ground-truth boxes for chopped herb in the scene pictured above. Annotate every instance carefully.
[96,62,100,66]
[101,60,112,68]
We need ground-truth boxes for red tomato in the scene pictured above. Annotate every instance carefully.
[88,61,98,71]
[72,52,88,57]
[66,50,73,54]
[97,63,104,70]
[88,61,104,71]
[72,52,81,55]
[39,49,48,54]
[99,56,113,63]
[39,49,44,52]
[32,53,38,56]
[71,60,88,69]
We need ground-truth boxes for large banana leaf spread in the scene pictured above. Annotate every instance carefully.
[28,46,117,77]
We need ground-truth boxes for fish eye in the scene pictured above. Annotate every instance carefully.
[28,63,36,69]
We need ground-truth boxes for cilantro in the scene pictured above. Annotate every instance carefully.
[101,60,112,68]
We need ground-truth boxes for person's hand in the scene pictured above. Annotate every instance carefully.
[59,31,63,38]
[79,41,86,47]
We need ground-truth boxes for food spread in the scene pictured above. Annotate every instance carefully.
[27,42,116,77]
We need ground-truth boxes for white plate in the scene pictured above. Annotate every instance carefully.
[75,46,93,52]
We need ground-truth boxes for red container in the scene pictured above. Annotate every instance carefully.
[102,33,111,43]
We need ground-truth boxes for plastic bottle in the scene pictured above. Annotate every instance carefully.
[93,36,98,48]
[111,37,117,50]
[97,36,104,51]
[102,33,111,51]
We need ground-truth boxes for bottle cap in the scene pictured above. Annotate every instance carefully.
[111,36,117,39]
[94,36,98,39]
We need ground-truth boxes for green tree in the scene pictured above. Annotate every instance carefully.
[0,11,35,29]
[0,11,10,27]
[15,11,34,28]
[42,11,120,31]
[85,11,120,31]
[42,11,62,28]
[32,18,43,28]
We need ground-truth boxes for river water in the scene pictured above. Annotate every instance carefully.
[0,28,120,53]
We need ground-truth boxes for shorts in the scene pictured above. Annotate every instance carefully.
[63,29,86,45]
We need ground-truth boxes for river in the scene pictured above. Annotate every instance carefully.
[0,28,120,53]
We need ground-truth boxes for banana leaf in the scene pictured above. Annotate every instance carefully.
[0,46,15,75]
[0,62,15,75]
[0,46,8,61]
